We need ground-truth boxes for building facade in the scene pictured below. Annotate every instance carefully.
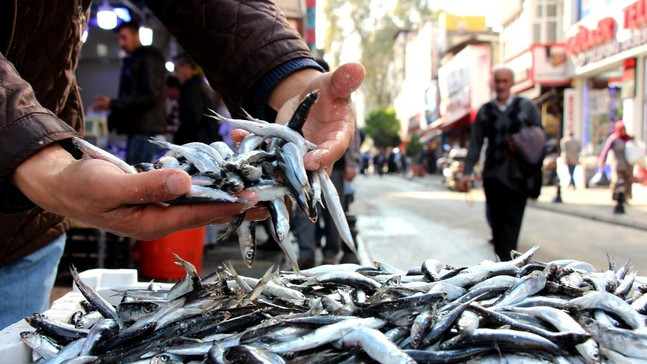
[565,0,647,175]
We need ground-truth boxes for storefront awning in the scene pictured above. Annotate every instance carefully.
[428,109,476,133]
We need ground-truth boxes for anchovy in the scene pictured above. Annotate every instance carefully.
[237,134,265,154]
[166,254,202,301]
[406,347,493,363]
[314,271,382,294]
[270,317,385,353]
[507,306,600,364]
[421,258,444,282]
[267,198,290,243]
[72,137,138,174]
[631,291,647,314]
[243,180,289,202]
[568,291,646,330]
[39,338,85,364]
[316,169,358,257]
[25,313,89,346]
[579,316,647,359]
[285,90,319,134]
[153,155,181,169]
[117,302,160,325]
[79,318,119,356]
[74,310,104,329]
[20,331,61,360]
[440,328,564,353]
[469,304,590,347]
[182,142,225,165]
[206,111,311,153]
[493,270,547,307]
[149,139,220,174]
[216,213,246,243]
[409,309,434,348]
[236,220,256,268]
[69,265,122,327]
[185,185,238,203]
[340,326,416,364]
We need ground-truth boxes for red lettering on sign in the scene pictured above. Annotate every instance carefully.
[566,17,616,55]
[624,0,647,29]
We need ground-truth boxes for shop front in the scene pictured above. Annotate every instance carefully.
[504,43,572,142]
[566,0,647,181]
[430,43,492,149]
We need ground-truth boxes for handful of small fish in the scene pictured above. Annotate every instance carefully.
[72,90,357,272]
[20,246,647,363]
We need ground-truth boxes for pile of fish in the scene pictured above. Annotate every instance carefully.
[20,246,647,363]
[72,90,357,273]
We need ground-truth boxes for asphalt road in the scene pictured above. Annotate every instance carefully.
[351,173,647,274]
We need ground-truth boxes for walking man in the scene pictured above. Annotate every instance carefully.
[459,67,543,261]
[561,131,581,189]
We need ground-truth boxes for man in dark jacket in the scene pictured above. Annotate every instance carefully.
[0,0,364,329]
[92,21,167,164]
[171,53,222,145]
[459,67,542,261]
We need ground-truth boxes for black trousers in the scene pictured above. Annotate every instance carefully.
[483,178,528,261]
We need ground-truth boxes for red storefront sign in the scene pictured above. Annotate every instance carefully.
[565,17,616,55]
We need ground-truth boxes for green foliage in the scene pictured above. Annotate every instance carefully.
[405,133,424,157]
[322,0,439,110]
[364,107,401,149]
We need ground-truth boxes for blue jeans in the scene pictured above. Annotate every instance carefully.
[126,134,159,165]
[0,235,65,329]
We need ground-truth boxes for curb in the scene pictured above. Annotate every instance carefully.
[528,201,647,232]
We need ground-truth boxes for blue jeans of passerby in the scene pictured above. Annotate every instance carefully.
[0,234,65,329]
[567,164,576,187]
[126,134,159,165]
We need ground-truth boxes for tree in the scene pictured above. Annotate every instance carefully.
[364,107,401,149]
[322,0,436,110]
[405,133,424,158]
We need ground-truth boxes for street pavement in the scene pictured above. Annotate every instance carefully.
[200,173,646,278]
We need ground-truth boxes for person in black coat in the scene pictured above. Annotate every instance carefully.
[92,21,167,164]
[171,54,222,145]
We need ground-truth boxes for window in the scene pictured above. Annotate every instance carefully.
[533,0,562,42]
[533,23,542,43]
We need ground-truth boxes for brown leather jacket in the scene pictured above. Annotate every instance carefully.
[0,0,314,265]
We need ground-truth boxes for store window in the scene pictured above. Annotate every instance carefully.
[583,67,623,155]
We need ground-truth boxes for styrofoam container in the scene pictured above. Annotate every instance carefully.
[0,269,172,363]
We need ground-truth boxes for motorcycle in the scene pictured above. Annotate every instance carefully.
[442,148,468,191]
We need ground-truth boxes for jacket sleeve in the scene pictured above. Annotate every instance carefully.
[343,125,362,169]
[599,135,615,166]
[0,53,78,212]
[463,105,488,175]
[145,0,320,119]
[0,53,77,181]
[110,53,166,114]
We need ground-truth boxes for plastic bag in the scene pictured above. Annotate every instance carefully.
[625,139,646,167]
[588,168,610,187]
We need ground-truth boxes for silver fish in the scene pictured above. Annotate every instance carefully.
[72,137,138,174]
[316,169,358,257]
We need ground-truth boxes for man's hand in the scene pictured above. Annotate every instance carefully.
[12,144,265,240]
[344,166,357,182]
[269,62,366,171]
[459,175,473,192]
[90,95,111,111]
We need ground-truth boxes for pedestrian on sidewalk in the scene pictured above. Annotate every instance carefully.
[560,130,581,189]
[599,120,634,200]
[459,67,543,261]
